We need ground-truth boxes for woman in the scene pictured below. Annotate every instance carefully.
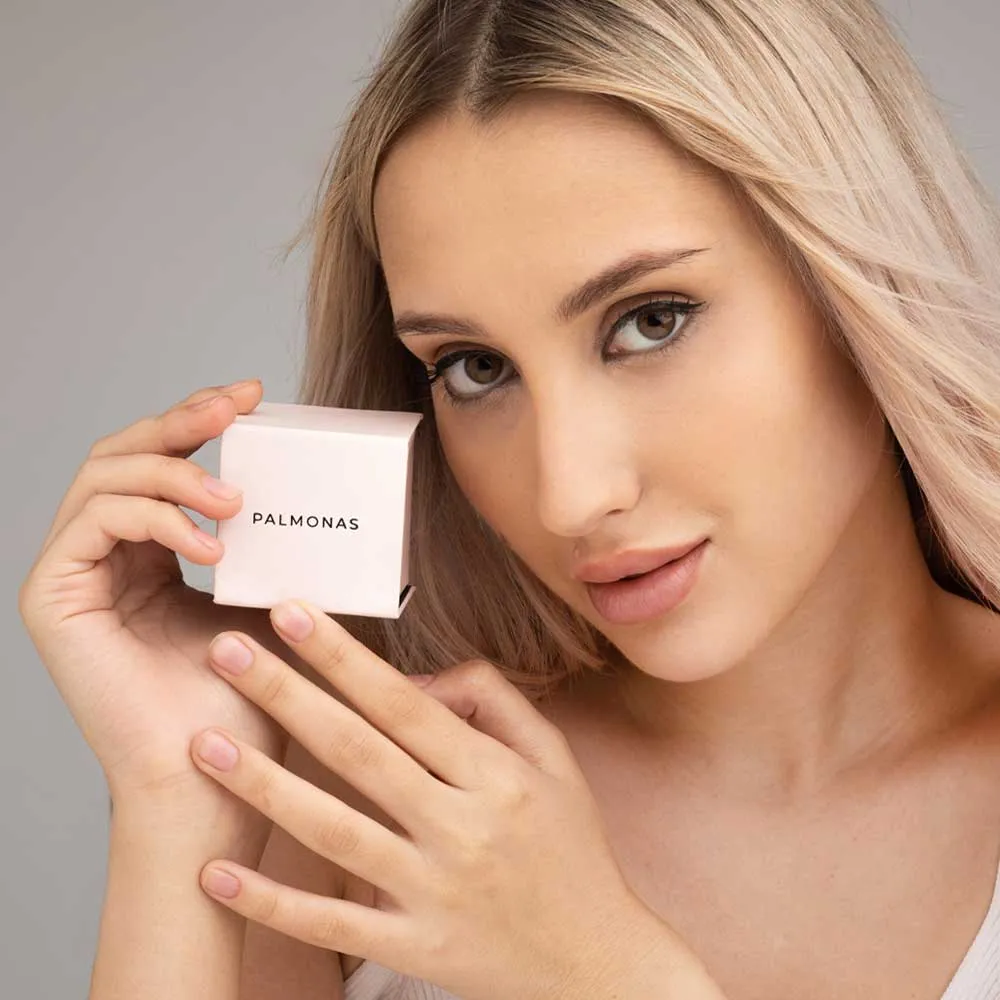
[18,1,1000,998]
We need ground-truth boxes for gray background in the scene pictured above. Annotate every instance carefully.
[2,1,997,995]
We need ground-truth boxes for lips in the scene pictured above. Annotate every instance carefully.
[583,540,709,624]
[572,537,707,584]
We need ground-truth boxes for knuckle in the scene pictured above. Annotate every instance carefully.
[256,666,293,713]
[380,682,423,726]
[72,453,97,487]
[187,457,211,484]
[86,435,114,460]
[323,726,383,772]
[16,571,35,606]
[305,908,348,949]
[311,813,362,859]
[84,492,116,518]
[249,885,280,925]
[418,922,453,968]
[244,760,279,814]
[463,658,498,687]
[451,823,497,874]
[428,868,464,912]
[16,577,38,627]
[490,768,533,810]
[547,723,574,759]
[151,452,175,480]
[314,634,353,676]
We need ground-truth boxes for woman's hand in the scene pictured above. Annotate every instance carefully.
[187,597,698,1000]
[17,379,291,813]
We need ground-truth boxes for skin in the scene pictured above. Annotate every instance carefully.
[369,91,1000,994]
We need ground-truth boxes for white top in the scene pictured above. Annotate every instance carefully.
[343,854,1000,999]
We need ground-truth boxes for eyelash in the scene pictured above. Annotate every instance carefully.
[422,294,707,408]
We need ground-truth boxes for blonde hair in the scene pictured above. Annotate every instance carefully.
[281,0,1000,700]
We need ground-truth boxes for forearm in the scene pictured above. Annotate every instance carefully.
[89,798,272,1000]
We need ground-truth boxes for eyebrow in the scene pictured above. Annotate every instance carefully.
[391,246,712,341]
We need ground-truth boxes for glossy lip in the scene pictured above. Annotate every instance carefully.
[572,536,709,584]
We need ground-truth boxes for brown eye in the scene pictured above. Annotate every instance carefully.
[606,297,702,357]
[464,352,504,385]
[429,348,515,402]
[635,306,679,341]
[427,295,705,408]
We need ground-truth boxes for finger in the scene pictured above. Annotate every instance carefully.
[42,492,223,578]
[39,451,243,559]
[198,856,406,963]
[202,628,452,838]
[41,379,261,552]
[190,728,425,900]
[88,378,262,460]
[410,661,579,780]
[266,598,505,789]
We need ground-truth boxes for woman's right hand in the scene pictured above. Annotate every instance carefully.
[17,379,291,811]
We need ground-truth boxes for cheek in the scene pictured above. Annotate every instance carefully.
[691,310,888,574]
[436,410,528,535]
[618,315,890,680]
[436,404,567,583]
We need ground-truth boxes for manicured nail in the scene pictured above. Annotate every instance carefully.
[196,730,239,771]
[209,634,253,675]
[202,475,242,499]
[192,526,221,548]
[203,867,241,898]
[271,601,313,641]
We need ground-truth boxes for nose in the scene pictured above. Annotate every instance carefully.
[532,379,641,538]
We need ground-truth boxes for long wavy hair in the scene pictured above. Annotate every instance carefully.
[279,0,1000,701]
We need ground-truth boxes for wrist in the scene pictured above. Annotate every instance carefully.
[111,791,273,866]
[624,917,728,1000]
[575,904,728,1000]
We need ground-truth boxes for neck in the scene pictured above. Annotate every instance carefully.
[595,465,999,802]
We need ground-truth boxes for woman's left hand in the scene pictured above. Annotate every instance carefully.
[187,597,678,1000]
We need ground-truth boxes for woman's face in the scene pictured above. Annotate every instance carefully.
[373,92,891,684]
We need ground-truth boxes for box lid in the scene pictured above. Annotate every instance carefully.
[232,401,422,439]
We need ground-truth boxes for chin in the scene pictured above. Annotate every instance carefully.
[616,636,737,685]
[602,593,769,685]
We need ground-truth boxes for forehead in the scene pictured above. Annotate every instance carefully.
[373,93,740,299]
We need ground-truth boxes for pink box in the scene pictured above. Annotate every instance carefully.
[211,401,423,618]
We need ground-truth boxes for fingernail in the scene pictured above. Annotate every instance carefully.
[203,867,241,898]
[196,730,239,771]
[410,674,435,687]
[202,475,242,499]
[209,634,253,675]
[192,526,222,548]
[271,601,313,641]
[221,378,259,391]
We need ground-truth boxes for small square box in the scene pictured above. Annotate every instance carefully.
[211,401,423,618]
